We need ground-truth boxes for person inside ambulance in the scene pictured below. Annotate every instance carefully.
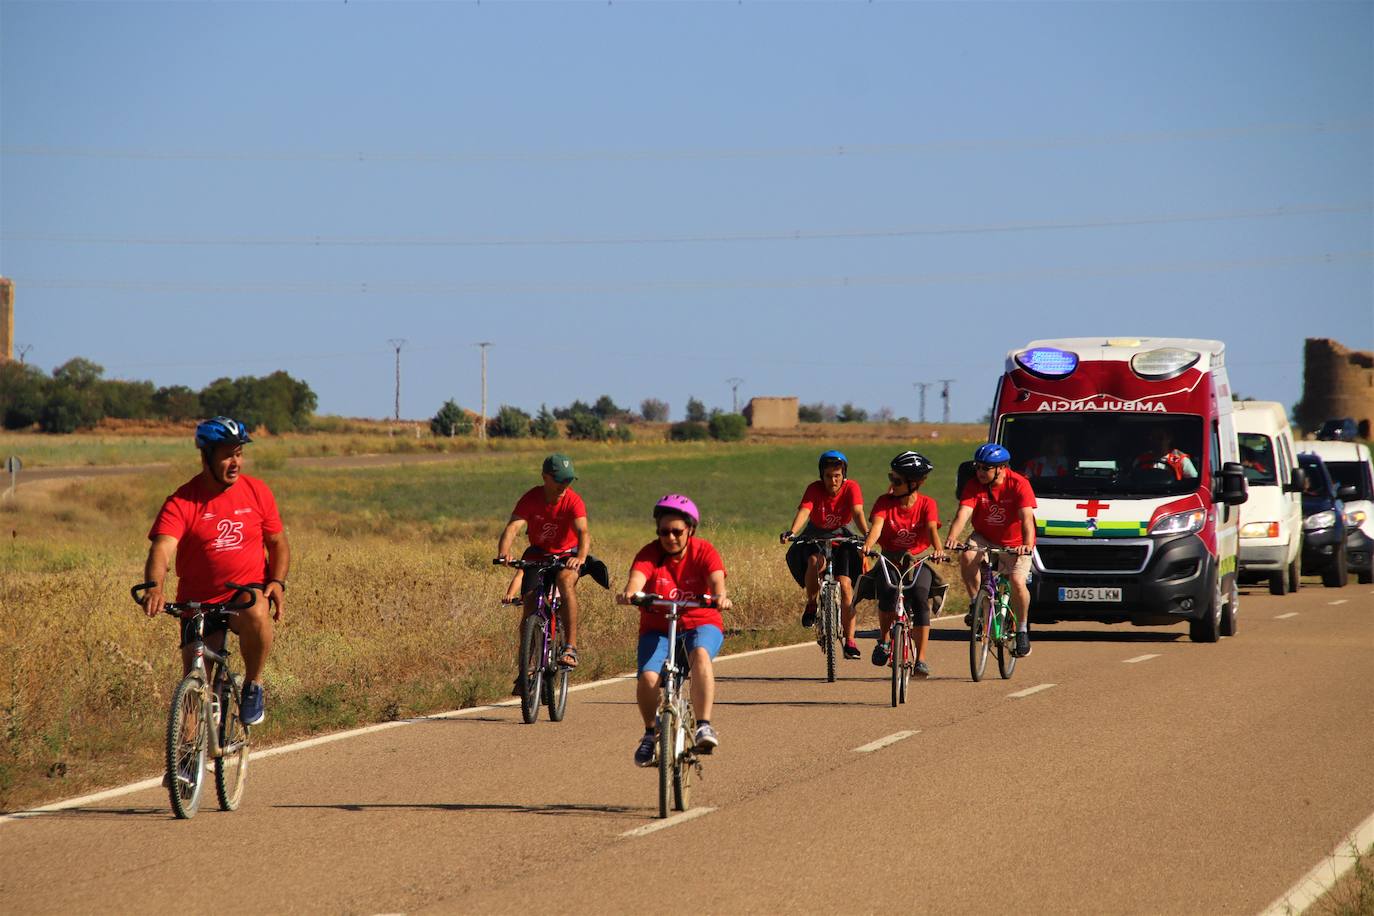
[1134,426,1198,481]
[1023,431,1070,479]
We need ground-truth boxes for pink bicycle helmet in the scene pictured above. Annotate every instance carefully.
[653,494,699,527]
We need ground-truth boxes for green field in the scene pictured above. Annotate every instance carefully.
[0,436,980,811]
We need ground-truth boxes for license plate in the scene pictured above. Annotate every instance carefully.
[1058,587,1122,602]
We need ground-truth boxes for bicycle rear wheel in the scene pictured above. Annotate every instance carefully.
[165,674,208,819]
[545,663,570,722]
[969,593,991,682]
[672,700,694,812]
[997,609,1019,679]
[657,707,675,819]
[518,614,544,724]
[820,582,839,683]
[214,673,250,811]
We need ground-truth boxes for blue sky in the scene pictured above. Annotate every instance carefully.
[2,1,1370,422]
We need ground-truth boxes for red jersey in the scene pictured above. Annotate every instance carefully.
[149,474,284,603]
[959,470,1037,547]
[1023,455,1069,478]
[512,486,587,553]
[630,537,726,635]
[870,493,939,555]
[799,478,864,530]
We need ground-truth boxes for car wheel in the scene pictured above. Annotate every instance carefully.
[1287,557,1301,593]
[1322,544,1349,588]
[1220,578,1239,638]
[1189,575,1222,643]
[1267,571,1285,596]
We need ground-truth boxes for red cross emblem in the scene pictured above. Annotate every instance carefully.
[1076,499,1111,518]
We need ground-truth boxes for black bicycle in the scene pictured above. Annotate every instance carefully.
[786,533,866,682]
[132,581,256,819]
[494,556,574,724]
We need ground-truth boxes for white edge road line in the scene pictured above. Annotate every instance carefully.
[1275,612,1300,620]
[1258,808,1374,916]
[853,730,919,753]
[6,622,969,826]
[620,806,717,838]
[1328,599,1349,606]
[1007,683,1056,699]
[1123,654,1160,664]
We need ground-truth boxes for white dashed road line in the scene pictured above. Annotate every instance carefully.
[1007,683,1056,699]
[621,807,717,837]
[853,730,919,753]
[1123,654,1160,664]
[1328,599,1349,606]
[1275,612,1299,620]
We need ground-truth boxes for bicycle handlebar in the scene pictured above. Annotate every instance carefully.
[785,533,866,547]
[131,581,257,615]
[628,591,719,610]
[492,556,569,571]
[947,542,1024,558]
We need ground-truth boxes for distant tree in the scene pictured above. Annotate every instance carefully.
[639,398,669,422]
[978,407,993,424]
[669,421,710,441]
[566,411,607,441]
[152,385,202,422]
[52,357,104,389]
[531,404,560,439]
[837,403,868,423]
[99,379,156,419]
[592,395,622,420]
[39,384,101,433]
[199,371,317,432]
[874,406,895,422]
[430,400,474,437]
[685,397,707,423]
[799,402,838,423]
[553,399,594,421]
[709,413,747,442]
[0,362,49,429]
[489,404,531,438]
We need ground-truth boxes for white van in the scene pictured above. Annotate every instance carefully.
[1298,439,1374,584]
[1233,401,1304,594]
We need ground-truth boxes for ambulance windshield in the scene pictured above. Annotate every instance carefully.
[1000,414,1205,497]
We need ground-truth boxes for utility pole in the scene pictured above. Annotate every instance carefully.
[16,344,32,365]
[938,379,955,424]
[476,342,493,440]
[913,382,931,423]
[726,377,744,414]
[387,339,407,421]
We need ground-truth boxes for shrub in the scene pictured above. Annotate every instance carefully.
[566,411,608,441]
[639,398,669,422]
[612,424,633,442]
[430,400,474,437]
[200,370,317,432]
[489,405,531,438]
[799,402,837,423]
[685,397,707,422]
[553,400,594,421]
[669,421,709,441]
[592,395,622,420]
[708,413,747,441]
[39,385,102,433]
[0,362,49,429]
[152,385,202,421]
[531,405,560,439]
[837,403,868,423]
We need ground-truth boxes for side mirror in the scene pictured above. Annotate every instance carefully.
[1217,461,1249,506]
[1284,467,1307,494]
[1338,485,1359,501]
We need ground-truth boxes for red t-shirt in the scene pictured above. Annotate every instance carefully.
[512,486,587,553]
[799,478,864,530]
[959,470,1037,546]
[630,537,726,635]
[870,493,939,555]
[148,474,284,603]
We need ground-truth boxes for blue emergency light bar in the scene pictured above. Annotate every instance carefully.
[1014,347,1079,379]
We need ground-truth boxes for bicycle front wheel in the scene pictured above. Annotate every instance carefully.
[969,593,991,682]
[545,664,570,722]
[657,708,675,819]
[997,609,1019,680]
[214,673,250,811]
[672,700,694,812]
[518,614,544,724]
[165,674,208,819]
[899,632,911,704]
[820,582,839,683]
[890,623,902,707]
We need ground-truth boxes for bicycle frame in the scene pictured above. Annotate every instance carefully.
[869,551,928,705]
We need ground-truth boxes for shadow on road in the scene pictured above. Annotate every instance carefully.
[714,698,880,708]
[716,674,831,684]
[7,805,166,821]
[272,801,637,818]
[927,627,1184,644]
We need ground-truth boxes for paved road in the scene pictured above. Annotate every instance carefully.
[3,583,1371,914]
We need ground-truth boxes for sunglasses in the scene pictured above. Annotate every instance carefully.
[975,463,1005,472]
[657,527,689,538]
[887,474,909,485]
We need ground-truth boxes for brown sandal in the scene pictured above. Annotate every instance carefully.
[559,646,580,669]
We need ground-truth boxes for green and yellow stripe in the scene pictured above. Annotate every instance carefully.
[1037,519,1149,538]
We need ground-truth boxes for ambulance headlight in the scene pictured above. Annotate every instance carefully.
[1131,347,1201,381]
[1015,347,1079,379]
[1150,509,1206,536]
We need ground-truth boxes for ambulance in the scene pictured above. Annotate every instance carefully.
[988,338,1249,642]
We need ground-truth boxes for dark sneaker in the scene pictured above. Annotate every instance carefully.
[915,660,931,678]
[1014,632,1031,658]
[843,641,862,660]
[871,641,890,667]
[634,732,657,767]
[240,682,265,726]
[162,770,173,789]
[511,676,522,697]
[694,723,719,753]
[801,600,817,628]
[964,612,974,627]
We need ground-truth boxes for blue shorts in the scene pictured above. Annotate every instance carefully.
[637,625,724,674]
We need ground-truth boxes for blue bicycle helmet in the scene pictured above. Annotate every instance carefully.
[818,449,848,477]
[195,416,252,450]
[973,442,1011,466]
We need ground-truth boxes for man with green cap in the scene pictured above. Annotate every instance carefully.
[496,453,590,670]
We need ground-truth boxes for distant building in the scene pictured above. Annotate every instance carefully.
[743,396,798,428]
[0,278,12,363]
[1297,338,1374,437]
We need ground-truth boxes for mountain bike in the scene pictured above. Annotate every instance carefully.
[953,543,1022,682]
[866,551,934,707]
[629,591,717,819]
[494,555,573,724]
[131,581,256,819]
[785,533,866,682]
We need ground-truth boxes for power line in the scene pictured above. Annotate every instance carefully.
[3,202,1366,249]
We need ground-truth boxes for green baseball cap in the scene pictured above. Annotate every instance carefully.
[542,453,576,483]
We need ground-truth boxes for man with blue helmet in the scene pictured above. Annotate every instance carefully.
[945,443,1038,657]
[140,417,290,732]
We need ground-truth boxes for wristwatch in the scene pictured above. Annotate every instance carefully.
[268,578,288,593]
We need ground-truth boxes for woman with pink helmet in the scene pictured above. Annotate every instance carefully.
[616,494,733,767]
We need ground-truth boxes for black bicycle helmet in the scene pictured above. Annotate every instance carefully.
[818,449,848,478]
[890,450,933,480]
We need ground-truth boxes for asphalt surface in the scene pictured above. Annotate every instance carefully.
[3,582,1371,914]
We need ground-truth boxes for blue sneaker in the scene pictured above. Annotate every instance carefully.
[634,731,657,768]
[241,682,266,726]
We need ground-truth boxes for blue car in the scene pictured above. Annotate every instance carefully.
[1298,452,1353,588]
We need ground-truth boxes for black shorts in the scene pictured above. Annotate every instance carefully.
[178,581,265,647]
[872,557,934,626]
[785,524,862,587]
